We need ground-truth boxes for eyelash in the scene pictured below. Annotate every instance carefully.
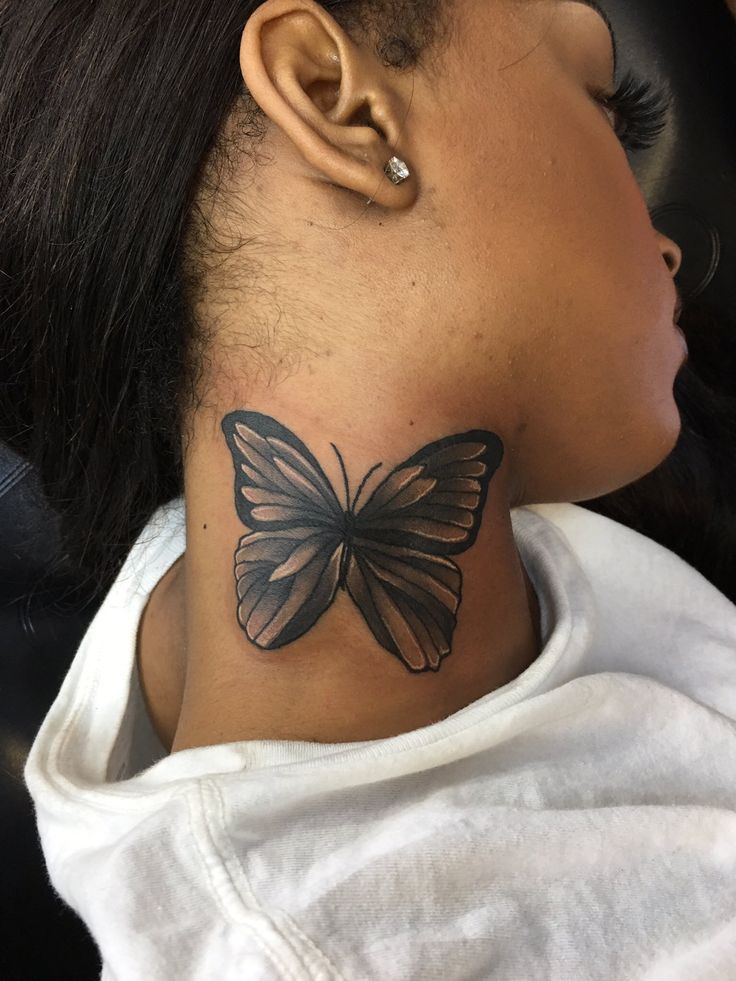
[591,69,671,151]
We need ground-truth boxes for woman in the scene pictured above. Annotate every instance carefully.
[11,0,736,977]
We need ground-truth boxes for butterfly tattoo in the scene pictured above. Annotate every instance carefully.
[221,411,504,673]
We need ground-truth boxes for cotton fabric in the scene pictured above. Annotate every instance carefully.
[24,498,736,980]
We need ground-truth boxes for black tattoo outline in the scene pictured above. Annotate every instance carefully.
[221,410,504,673]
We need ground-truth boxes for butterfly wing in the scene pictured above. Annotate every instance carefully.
[347,430,504,672]
[234,527,345,649]
[222,411,346,649]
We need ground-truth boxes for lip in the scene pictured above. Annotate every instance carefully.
[674,322,688,357]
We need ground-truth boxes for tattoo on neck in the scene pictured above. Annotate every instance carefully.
[221,410,503,673]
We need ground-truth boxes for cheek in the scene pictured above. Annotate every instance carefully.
[453,87,674,378]
[431,95,683,488]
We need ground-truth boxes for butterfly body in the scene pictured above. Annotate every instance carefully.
[337,509,355,590]
[222,410,504,673]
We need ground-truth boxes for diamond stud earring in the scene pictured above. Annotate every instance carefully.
[383,155,410,185]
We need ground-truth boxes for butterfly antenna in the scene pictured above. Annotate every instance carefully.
[331,443,351,511]
[352,462,383,512]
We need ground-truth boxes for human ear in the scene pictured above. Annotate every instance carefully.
[239,0,418,208]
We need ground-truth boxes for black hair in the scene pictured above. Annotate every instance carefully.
[0,0,453,596]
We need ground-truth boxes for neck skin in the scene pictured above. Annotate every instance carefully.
[133,0,686,753]
[136,352,544,754]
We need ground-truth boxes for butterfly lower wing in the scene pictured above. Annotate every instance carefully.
[235,527,344,649]
[345,538,462,672]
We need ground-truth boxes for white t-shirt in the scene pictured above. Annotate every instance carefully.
[23,498,736,981]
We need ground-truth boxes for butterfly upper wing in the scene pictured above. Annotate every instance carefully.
[222,411,346,649]
[222,410,345,529]
[347,430,504,672]
[353,430,503,554]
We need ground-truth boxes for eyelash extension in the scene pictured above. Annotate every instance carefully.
[593,69,672,151]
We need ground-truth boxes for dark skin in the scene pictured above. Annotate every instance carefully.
[137,0,685,752]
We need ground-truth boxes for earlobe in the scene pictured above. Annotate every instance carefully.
[239,0,418,210]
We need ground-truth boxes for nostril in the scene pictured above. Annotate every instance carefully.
[654,228,683,278]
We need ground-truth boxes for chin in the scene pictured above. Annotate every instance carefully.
[516,388,685,507]
[573,415,684,505]
[618,400,684,492]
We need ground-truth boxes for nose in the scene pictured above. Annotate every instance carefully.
[656,230,683,277]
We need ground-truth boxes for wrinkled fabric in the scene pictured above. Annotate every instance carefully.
[24,498,736,980]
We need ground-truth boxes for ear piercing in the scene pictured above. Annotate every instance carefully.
[383,155,411,184]
[365,155,411,205]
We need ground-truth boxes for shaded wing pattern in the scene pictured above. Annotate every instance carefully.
[346,431,504,672]
[222,411,504,673]
[222,411,345,649]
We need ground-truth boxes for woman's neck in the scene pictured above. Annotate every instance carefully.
[134,375,545,753]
